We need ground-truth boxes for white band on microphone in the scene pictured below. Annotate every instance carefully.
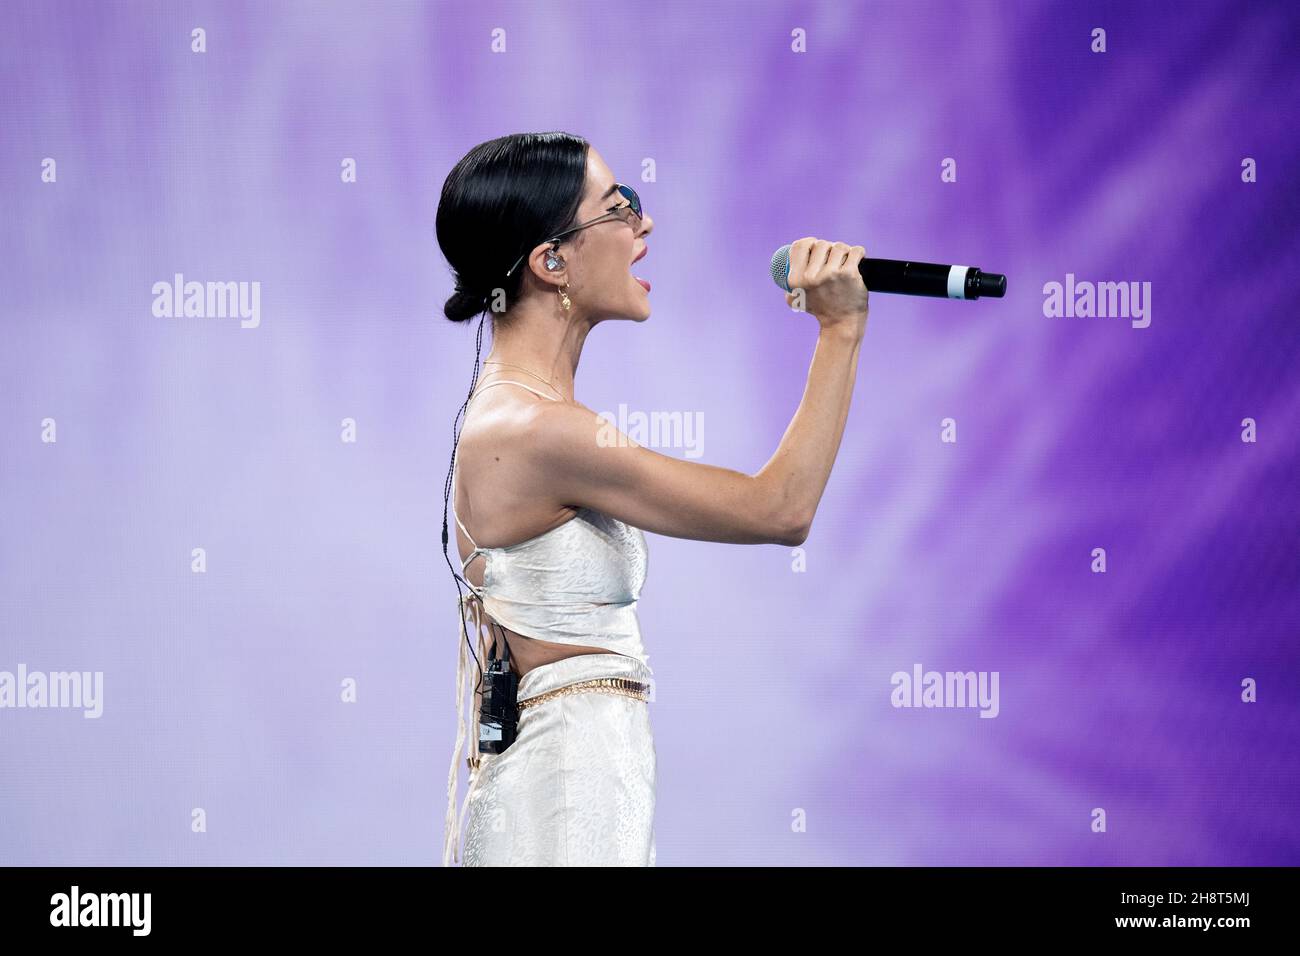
[947,265,972,299]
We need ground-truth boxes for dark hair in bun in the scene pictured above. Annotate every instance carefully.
[436,132,589,323]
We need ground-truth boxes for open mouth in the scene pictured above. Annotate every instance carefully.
[632,246,650,292]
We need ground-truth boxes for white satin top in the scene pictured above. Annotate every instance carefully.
[455,504,650,662]
[443,377,652,864]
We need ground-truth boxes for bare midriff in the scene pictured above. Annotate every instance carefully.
[489,626,620,680]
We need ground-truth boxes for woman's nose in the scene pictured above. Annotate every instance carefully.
[639,213,654,237]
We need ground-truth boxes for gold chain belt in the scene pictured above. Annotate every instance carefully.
[466,678,652,770]
[518,676,652,711]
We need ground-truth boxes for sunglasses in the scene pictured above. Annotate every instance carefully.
[505,183,644,279]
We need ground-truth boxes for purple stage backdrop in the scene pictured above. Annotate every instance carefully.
[1,0,1297,867]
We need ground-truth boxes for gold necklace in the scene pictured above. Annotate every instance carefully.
[481,360,566,399]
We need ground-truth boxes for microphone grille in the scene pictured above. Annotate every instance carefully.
[769,244,792,292]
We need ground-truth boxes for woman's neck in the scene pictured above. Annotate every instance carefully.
[483,304,591,402]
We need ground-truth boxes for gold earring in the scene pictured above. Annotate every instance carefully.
[558,283,572,311]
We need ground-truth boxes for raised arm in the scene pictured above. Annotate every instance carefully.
[529,237,870,547]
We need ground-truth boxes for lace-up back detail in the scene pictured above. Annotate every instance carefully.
[456,505,650,663]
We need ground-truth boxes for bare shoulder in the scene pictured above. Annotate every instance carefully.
[525,397,631,465]
[527,394,608,433]
[455,389,579,541]
[458,387,565,462]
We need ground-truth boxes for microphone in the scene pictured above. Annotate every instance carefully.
[770,244,1007,300]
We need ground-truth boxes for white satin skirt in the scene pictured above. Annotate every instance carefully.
[460,652,658,866]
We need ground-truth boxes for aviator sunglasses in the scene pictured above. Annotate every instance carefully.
[505,183,643,279]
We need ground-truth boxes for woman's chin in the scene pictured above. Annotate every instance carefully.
[618,295,652,321]
[593,304,651,323]
[630,275,652,320]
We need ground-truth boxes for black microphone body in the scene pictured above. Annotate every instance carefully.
[859,258,1006,299]
[770,245,1006,300]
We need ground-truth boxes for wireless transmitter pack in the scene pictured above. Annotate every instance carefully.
[478,632,519,755]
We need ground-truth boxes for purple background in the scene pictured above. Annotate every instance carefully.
[2,0,1297,866]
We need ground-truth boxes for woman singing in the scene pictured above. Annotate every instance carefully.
[439,131,869,866]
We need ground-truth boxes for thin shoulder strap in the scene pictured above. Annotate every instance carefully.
[468,379,561,403]
[450,458,480,554]
[451,498,487,583]
[452,503,478,551]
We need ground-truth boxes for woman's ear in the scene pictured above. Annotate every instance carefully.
[526,243,567,287]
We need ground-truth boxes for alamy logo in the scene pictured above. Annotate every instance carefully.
[0,665,103,718]
[152,273,261,328]
[1042,273,1151,328]
[50,885,150,936]
[597,404,704,459]
[890,663,1000,718]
